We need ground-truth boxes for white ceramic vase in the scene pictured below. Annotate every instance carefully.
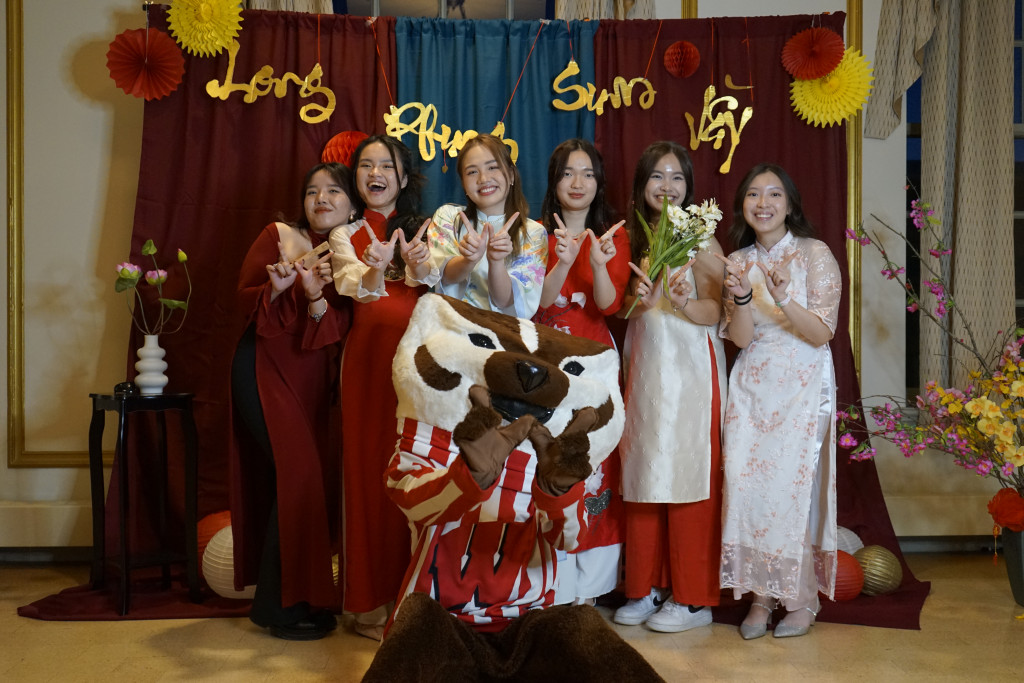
[135,334,169,395]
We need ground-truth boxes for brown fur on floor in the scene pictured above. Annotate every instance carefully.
[362,592,664,683]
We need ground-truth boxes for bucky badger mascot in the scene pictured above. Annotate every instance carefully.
[363,294,662,682]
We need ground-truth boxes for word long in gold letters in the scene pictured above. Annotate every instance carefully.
[206,40,336,125]
[551,61,656,116]
[383,102,519,163]
[684,85,753,174]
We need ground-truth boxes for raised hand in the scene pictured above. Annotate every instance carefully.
[588,221,624,268]
[457,210,489,263]
[628,261,663,311]
[398,217,432,266]
[486,212,519,263]
[452,385,537,489]
[528,407,597,497]
[714,251,756,298]
[266,240,299,293]
[666,260,695,311]
[756,251,798,303]
[551,213,587,267]
[295,249,333,299]
[362,221,399,271]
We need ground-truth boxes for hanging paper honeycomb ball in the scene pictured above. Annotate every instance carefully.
[663,41,700,79]
[854,545,903,596]
[836,526,865,555]
[201,526,256,600]
[322,131,369,167]
[833,550,865,601]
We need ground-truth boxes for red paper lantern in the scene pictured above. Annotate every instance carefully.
[781,27,845,80]
[663,41,700,79]
[197,510,232,576]
[106,28,185,101]
[322,131,370,167]
[833,550,864,601]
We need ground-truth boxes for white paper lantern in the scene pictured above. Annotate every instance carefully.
[836,526,864,555]
[201,526,256,599]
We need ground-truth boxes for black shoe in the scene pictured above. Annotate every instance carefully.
[309,608,338,632]
[269,617,332,641]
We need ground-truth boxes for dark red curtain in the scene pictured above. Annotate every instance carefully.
[594,14,928,627]
[114,9,396,552]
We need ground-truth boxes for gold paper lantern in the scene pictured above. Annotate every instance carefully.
[854,545,903,596]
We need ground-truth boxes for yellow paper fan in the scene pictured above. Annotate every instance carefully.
[167,0,243,58]
[790,48,873,128]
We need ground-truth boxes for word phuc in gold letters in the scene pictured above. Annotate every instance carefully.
[383,102,519,163]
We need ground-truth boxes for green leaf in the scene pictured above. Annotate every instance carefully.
[141,239,157,256]
[160,298,188,311]
[115,278,138,293]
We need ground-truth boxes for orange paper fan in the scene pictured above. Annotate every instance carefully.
[664,41,700,79]
[322,131,369,167]
[781,27,845,81]
[107,28,185,101]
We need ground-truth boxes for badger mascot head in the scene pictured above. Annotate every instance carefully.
[393,294,624,495]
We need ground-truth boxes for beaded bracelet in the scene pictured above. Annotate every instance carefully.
[733,290,753,306]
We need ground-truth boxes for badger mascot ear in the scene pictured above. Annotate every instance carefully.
[392,293,624,473]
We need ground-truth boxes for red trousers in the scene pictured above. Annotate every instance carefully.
[623,337,722,607]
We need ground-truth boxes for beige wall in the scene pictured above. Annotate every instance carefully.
[1,0,994,548]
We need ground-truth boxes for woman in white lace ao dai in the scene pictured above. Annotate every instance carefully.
[717,164,841,640]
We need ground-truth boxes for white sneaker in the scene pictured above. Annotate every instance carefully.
[613,588,668,625]
[645,601,713,633]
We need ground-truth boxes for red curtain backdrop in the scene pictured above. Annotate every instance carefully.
[113,9,396,554]
[91,9,927,627]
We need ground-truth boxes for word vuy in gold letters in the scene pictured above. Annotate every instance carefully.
[206,40,336,125]
[551,61,656,116]
[383,102,519,163]
[684,85,753,174]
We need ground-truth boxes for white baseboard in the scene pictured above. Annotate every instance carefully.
[0,501,93,547]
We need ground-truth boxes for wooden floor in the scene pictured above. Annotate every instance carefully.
[2,552,1022,681]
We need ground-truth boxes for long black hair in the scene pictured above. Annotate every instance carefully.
[728,163,815,249]
[351,134,428,268]
[291,162,355,234]
[625,141,694,260]
[539,138,617,236]
[457,134,531,257]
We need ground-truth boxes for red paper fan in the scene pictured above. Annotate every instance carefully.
[781,27,845,80]
[107,28,185,101]
[322,131,369,167]
[664,40,700,79]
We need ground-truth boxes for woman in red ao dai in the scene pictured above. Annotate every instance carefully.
[532,139,631,606]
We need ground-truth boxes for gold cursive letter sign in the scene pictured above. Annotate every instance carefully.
[551,61,656,116]
[206,40,336,124]
[383,102,519,163]
[684,85,753,174]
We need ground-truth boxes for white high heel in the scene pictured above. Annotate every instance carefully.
[739,597,776,640]
[773,597,820,638]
